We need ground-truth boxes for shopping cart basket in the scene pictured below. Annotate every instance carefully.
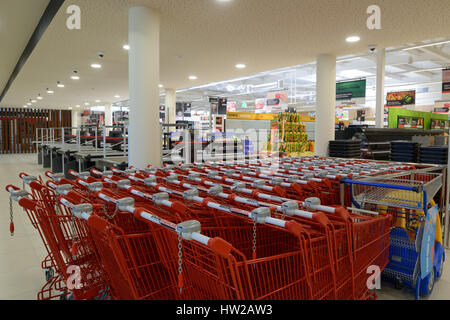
[344,171,445,299]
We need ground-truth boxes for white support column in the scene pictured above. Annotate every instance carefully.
[104,103,113,136]
[105,104,113,127]
[315,54,336,157]
[375,48,386,128]
[71,110,79,129]
[128,6,162,168]
[165,88,176,132]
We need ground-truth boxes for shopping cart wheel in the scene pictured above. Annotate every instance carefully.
[438,257,444,279]
[45,268,54,282]
[394,279,404,290]
[59,291,69,300]
[426,268,436,296]
[419,268,436,297]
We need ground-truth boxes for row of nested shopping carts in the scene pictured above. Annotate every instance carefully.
[4,156,440,300]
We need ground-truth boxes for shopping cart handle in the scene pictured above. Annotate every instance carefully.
[207,237,233,258]
[45,171,54,179]
[342,178,421,192]
[68,170,79,178]
[6,185,20,193]
[19,172,29,179]
[90,168,103,177]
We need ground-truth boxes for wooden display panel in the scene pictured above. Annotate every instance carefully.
[0,108,72,154]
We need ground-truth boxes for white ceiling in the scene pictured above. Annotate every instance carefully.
[0,0,50,95]
[1,0,450,109]
[167,43,450,112]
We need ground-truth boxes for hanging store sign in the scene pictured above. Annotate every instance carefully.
[255,91,289,114]
[386,90,416,106]
[227,101,236,112]
[443,69,450,93]
[176,102,184,117]
[209,97,219,104]
[336,79,366,100]
[183,103,192,118]
[159,105,165,120]
[217,98,227,115]
[434,107,449,113]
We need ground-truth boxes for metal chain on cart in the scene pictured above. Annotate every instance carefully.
[9,197,14,236]
[70,215,77,261]
[178,232,183,295]
[252,220,257,259]
[102,204,118,220]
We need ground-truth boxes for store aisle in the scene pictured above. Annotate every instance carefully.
[0,154,48,300]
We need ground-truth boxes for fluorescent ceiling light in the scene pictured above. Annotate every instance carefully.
[95,100,101,103]
[27,103,31,106]
[159,84,164,88]
[189,75,198,80]
[251,82,278,88]
[123,44,130,50]
[403,40,450,51]
[339,69,373,78]
[71,75,80,80]
[91,63,102,69]
[37,95,43,100]
[235,64,246,69]
[69,107,73,110]
[412,67,444,73]
[337,57,360,63]
[76,105,80,108]
[57,82,64,88]
[46,88,54,94]
[114,95,120,98]
[85,102,90,106]
[269,69,295,75]
[346,36,360,43]
[31,100,37,103]
[23,105,28,108]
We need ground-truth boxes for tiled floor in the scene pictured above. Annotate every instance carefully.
[0,154,49,300]
[0,153,449,300]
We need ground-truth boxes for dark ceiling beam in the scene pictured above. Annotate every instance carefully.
[0,0,66,103]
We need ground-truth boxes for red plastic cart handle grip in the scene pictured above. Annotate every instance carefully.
[45,171,54,179]
[19,172,29,179]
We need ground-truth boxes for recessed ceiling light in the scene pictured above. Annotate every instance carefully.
[57,81,65,88]
[46,88,54,94]
[235,64,246,69]
[69,107,73,110]
[27,103,32,106]
[37,94,43,100]
[189,75,198,80]
[91,63,102,69]
[71,75,80,80]
[76,105,80,108]
[95,100,101,103]
[31,100,37,103]
[403,40,450,51]
[114,95,120,98]
[85,102,90,106]
[123,44,130,50]
[159,84,164,88]
[346,36,360,43]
